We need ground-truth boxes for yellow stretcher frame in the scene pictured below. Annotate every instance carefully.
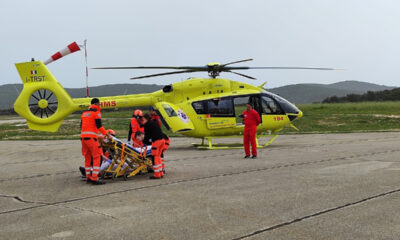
[100,138,153,181]
[192,134,278,150]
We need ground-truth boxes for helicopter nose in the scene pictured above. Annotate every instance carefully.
[297,111,303,118]
[287,111,303,121]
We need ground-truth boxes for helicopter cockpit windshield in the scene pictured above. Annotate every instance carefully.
[264,92,300,115]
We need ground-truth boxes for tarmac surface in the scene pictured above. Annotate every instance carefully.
[0,132,399,240]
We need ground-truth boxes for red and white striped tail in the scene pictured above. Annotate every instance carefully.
[44,42,81,65]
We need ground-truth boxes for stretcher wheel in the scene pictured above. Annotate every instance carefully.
[111,172,117,181]
[123,172,129,181]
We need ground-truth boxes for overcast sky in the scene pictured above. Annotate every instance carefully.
[1,0,399,90]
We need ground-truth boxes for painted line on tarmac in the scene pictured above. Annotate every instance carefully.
[1,148,399,216]
[0,194,116,219]
[231,187,400,240]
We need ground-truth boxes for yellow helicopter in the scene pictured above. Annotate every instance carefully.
[14,57,335,149]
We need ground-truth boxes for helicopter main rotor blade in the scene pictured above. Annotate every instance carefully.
[93,66,208,70]
[234,67,341,70]
[130,70,200,80]
[93,59,341,81]
[221,58,253,67]
[226,70,256,80]
[94,66,340,71]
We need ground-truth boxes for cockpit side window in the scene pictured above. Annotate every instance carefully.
[232,95,263,124]
[261,95,283,114]
[266,92,300,114]
[162,104,178,117]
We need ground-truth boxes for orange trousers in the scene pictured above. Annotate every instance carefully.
[243,127,257,156]
[81,138,101,181]
[151,139,165,178]
[161,138,170,170]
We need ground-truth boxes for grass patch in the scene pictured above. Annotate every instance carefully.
[1,101,400,140]
[280,101,400,134]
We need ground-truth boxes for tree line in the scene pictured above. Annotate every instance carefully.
[323,88,400,103]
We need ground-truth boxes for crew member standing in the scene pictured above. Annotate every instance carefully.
[242,103,261,159]
[149,106,162,127]
[143,113,166,179]
[80,98,109,185]
[160,133,170,173]
[127,109,144,146]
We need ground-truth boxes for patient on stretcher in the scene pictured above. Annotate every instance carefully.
[79,131,152,179]
[99,131,151,176]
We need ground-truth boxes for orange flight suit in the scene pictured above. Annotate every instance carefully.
[81,104,107,181]
[242,109,261,157]
[129,118,144,146]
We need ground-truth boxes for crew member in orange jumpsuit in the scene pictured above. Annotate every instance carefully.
[127,109,144,146]
[161,133,169,174]
[149,106,162,127]
[79,129,115,179]
[242,103,261,159]
[143,113,166,179]
[80,98,109,185]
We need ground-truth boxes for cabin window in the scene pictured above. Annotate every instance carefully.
[192,101,206,114]
[191,98,234,117]
[207,98,234,117]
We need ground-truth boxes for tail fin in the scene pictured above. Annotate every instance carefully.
[14,61,77,132]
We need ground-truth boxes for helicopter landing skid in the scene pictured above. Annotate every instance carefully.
[192,135,278,150]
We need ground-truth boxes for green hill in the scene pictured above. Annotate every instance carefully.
[269,80,395,104]
[323,87,400,103]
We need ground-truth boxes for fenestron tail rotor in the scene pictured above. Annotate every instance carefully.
[29,89,58,119]
[93,59,341,80]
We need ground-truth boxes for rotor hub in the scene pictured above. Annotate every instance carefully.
[38,99,48,109]
[29,89,58,119]
[207,62,221,78]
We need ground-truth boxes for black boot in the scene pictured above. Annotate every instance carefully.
[79,166,86,177]
[149,176,161,180]
[92,180,106,185]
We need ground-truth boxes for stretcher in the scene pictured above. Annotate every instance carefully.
[100,136,153,180]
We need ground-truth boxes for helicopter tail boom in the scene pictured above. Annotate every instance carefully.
[14,61,79,132]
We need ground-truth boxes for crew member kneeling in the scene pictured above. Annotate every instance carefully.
[81,98,109,185]
[143,113,166,179]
